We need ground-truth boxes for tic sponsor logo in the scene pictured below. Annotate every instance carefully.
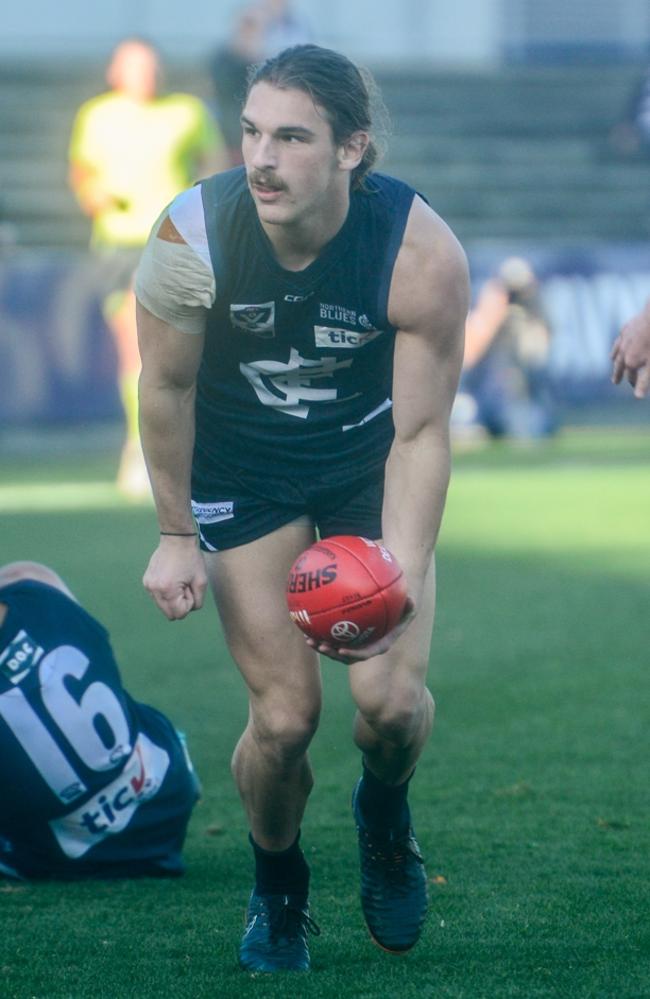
[230,302,275,338]
[49,733,170,859]
[0,630,44,685]
[191,500,235,524]
[287,564,337,593]
[314,326,382,349]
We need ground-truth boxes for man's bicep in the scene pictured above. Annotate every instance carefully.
[134,204,215,336]
[391,322,464,442]
[137,301,204,388]
[391,315,464,443]
[390,218,469,440]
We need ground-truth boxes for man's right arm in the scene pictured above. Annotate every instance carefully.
[611,300,650,398]
[137,301,207,620]
[135,190,217,619]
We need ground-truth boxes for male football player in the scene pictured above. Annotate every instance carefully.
[0,561,199,879]
[135,44,469,970]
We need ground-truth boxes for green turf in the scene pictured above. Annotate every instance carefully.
[0,427,649,998]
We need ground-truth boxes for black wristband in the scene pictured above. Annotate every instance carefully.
[160,531,197,537]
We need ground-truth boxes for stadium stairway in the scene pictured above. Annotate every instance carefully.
[1,60,650,249]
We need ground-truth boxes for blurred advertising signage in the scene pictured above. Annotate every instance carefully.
[2,245,650,425]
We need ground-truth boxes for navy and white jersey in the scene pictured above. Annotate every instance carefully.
[0,581,198,879]
[194,167,416,476]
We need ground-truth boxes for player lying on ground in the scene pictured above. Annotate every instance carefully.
[136,44,468,970]
[0,561,199,880]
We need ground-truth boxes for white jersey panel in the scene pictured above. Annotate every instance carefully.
[168,185,212,270]
[134,188,216,335]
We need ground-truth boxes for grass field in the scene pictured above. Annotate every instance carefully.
[0,427,649,999]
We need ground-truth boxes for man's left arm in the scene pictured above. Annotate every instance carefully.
[305,198,468,664]
[382,196,469,609]
[611,299,650,398]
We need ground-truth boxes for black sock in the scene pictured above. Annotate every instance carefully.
[356,762,413,835]
[250,832,310,899]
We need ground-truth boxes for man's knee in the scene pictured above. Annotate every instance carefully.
[247,696,321,764]
[356,675,434,746]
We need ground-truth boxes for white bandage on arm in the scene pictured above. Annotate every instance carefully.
[134,214,216,336]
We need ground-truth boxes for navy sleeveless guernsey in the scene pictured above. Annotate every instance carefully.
[193,168,416,485]
[0,581,198,879]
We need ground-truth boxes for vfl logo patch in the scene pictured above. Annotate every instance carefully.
[314,326,382,349]
[230,302,275,338]
[0,630,44,685]
[191,500,235,524]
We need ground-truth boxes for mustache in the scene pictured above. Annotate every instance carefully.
[248,171,286,192]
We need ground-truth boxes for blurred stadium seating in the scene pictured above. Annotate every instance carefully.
[1,60,650,247]
[1,58,649,432]
[380,65,650,243]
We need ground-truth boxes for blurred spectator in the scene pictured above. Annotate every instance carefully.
[0,198,18,257]
[258,0,312,58]
[209,2,312,167]
[458,257,557,440]
[68,38,227,497]
[611,299,650,398]
[609,61,650,156]
[209,6,266,166]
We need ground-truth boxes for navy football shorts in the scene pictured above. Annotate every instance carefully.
[191,459,385,552]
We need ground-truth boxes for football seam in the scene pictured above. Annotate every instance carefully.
[328,538,399,592]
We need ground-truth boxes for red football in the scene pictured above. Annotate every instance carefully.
[286,535,408,649]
